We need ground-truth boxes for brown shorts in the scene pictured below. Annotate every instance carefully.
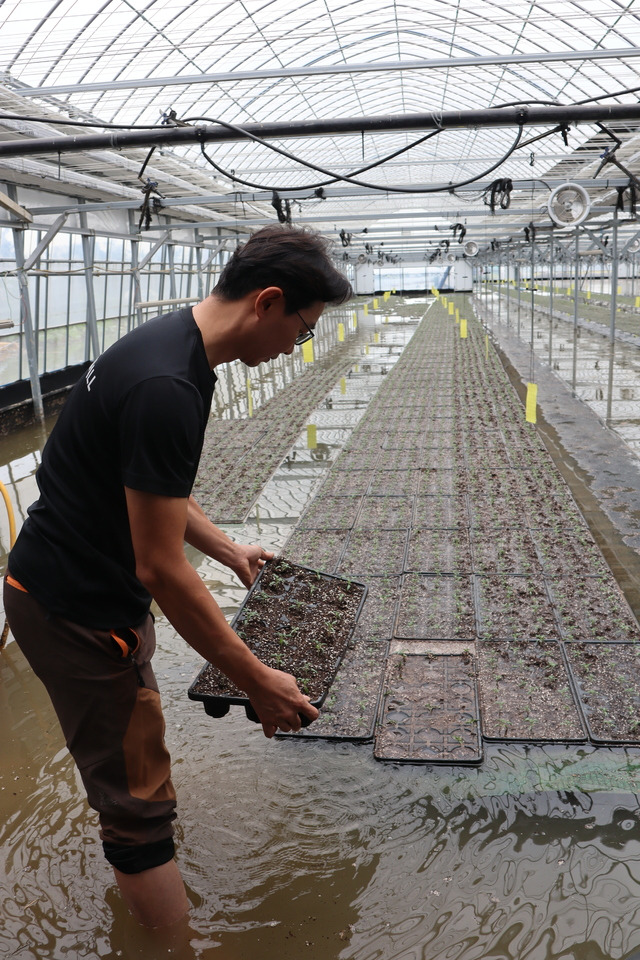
[4,576,177,869]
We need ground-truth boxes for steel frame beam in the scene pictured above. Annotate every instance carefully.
[3,102,640,160]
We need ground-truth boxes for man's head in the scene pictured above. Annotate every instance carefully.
[212,225,352,313]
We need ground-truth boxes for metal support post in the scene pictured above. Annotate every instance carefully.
[79,209,101,360]
[548,231,554,365]
[12,225,44,422]
[606,208,618,425]
[572,227,579,393]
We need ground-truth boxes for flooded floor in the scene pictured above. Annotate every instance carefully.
[3,299,640,959]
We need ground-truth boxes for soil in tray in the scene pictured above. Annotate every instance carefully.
[476,576,559,639]
[338,529,408,578]
[368,469,421,497]
[417,468,465,496]
[406,527,472,574]
[476,640,585,740]
[279,639,387,741]
[413,493,469,528]
[190,558,366,704]
[546,576,640,642]
[355,496,414,530]
[469,496,526,529]
[395,574,476,640]
[375,653,482,763]
[352,576,402,641]
[471,527,542,576]
[298,495,362,530]
[564,642,640,742]
[529,525,610,577]
[318,470,372,496]
[282,529,349,575]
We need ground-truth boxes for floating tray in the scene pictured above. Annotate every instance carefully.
[564,641,640,745]
[374,653,483,764]
[188,558,367,724]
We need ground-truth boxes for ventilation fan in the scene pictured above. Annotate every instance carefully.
[547,183,591,228]
[463,240,479,257]
[627,237,640,254]
[446,252,457,263]
[357,254,367,264]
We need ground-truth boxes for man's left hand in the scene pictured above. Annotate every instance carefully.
[232,544,274,588]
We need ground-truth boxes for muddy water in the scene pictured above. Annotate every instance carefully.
[3,302,640,959]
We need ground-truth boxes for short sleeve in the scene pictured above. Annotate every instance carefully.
[118,377,204,497]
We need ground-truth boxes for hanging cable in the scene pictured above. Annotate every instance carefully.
[198,124,524,195]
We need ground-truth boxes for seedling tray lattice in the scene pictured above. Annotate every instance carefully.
[564,641,640,745]
[374,653,482,764]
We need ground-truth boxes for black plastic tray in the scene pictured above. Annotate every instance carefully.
[188,558,367,725]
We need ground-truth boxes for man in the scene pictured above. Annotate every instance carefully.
[4,225,352,929]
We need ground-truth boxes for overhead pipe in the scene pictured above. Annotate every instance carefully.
[2,102,640,159]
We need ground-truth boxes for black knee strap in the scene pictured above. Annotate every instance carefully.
[103,836,175,874]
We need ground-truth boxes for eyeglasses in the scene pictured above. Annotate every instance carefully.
[294,310,315,346]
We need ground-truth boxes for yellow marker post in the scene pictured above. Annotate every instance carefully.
[448,302,455,316]
[338,322,345,342]
[586,290,591,299]
[526,383,538,423]
[307,424,317,449]
[302,339,314,363]
[364,343,370,354]
[340,377,347,395]
[374,331,380,343]
[635,296,640,309]
[246,378,253,418]
[352,311,358,323]
[460,318,468,338]
[455,308,460,323]
[373,298,379,309]
[363,303,369,316]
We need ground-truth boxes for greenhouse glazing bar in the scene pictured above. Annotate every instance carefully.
[3,103,640,159]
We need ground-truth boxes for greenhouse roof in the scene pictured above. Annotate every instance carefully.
[2,0,640,257]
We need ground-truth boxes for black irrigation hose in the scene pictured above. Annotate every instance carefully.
[199,122,524,195]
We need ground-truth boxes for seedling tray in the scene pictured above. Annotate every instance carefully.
[374,653,483,764]
[564,641,640,745]
[188,558,367,723]
[476,640,586,742]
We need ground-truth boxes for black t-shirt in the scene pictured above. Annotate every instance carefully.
[9,308,216,629]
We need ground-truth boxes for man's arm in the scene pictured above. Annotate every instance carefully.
[125,486,317,737]
[184,496,272,588]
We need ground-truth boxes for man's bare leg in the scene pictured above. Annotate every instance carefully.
[113,859,190,929]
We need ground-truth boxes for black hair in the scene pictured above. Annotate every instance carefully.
[212,225,352,312]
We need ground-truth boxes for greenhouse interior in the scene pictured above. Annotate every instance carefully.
[3,2,640,958]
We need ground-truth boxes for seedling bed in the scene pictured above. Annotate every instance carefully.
[476,576,559,639]
[188,558,367,719]
[282,529,349,575]
[374,653,482,764]
[418,468,465,496]
[476,640,585,741]
[369,469,421,496]
[279,639,387,741]
[564,642,640,744]
[318,469,372,496]
[339,529,408,578]
[355,495,414,530]
[352,576,402,642]
[530,527,611,578]
[298,495,362,530]
[395,574,476,640]
[413,493,469,528]
[469,497,525,528]
[546,576,640,642]
[406,527,472,574]
[471,527,542,576]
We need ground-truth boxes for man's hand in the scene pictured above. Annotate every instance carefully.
[244,665,319,738]
[232,544,274,588]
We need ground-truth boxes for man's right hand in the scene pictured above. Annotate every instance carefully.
[245,665,319,738]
